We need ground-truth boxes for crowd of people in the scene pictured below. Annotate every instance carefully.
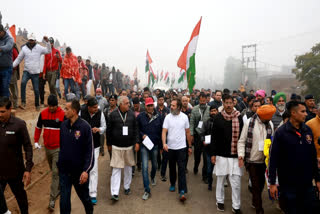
[1,23,320,214]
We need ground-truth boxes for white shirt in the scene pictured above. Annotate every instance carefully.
[163,112,189,150]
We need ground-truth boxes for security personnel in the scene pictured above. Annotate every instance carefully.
[0,97,33,214]
[269,101,320,214]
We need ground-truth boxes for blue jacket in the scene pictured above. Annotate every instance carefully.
[57,117,94,174]
[268,121,320,188]
[136,111,164,148]
[0,32,14,69]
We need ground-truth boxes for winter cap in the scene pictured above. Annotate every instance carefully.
[305,94,314,100]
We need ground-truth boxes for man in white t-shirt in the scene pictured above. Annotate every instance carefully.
[162,98,192,202]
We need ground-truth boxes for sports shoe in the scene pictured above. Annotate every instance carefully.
[232,207,241,214]
[216,202,225,211]
[48,200,55,211]
[169,185,175,192]
[142,192,150,200]
[4,210,12,214]
[41,104,45,108]
[208,184,212,191]
[179,191,186,202]
[161,175,167,182]
[151,178,156,186]
[111,195,119,201]
[91,197,97,205]
[124,188,131,195]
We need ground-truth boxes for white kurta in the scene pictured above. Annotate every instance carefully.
[214,156,243,176]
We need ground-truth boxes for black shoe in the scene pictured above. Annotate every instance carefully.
[232,207,241,214]
[216,202,225,212]
[161,176,167,182]
[193,168,198,174]
[124,188,131,195]
[58,93,62,99]
[208,185,212,191]
[111,195,119,201]
[202,177,208,184]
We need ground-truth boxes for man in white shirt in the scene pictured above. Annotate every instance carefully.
[162,98,192,202]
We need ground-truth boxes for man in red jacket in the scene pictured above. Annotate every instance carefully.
[43,37,62,96]
[34,94,65,211]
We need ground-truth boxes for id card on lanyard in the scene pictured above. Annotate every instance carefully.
[198,107,207,129]
[118,110,128,136]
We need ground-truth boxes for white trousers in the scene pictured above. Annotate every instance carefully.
[110,166,132,196]
[216,175,241,209]
[86,80,93,95]
[89,147,100,197]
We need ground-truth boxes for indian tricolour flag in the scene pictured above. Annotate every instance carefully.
[177,17,202,92]
[145,50,153,73]
[178,69,186,83]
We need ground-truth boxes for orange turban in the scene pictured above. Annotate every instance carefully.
[257,105,276,121]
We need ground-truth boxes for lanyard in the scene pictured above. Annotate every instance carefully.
[198,106,207,121]
[118,109,127,124]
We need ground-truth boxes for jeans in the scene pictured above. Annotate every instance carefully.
[141,145,158,193]
[194,135,207,179]
[59,172,93,214]
[281,186,313,214]
[21,71,40,107]
[206,153,214,186]
[168,148,188,193]
[9,70,19,108]
[107,84,115,95]
[161,150,169,177]
[63,78,75,97]
[0,174,29,214]
[80,80,87,98]
[0,67,13,97]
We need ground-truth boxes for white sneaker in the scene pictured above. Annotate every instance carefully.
[4,210,12,214]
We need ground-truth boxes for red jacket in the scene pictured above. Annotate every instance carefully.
[34,107,65,149]
[43,47,62,75]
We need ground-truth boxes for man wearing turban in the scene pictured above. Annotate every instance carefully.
[272,92,287,130]
[238,105,276,214]
[255,90,266,105]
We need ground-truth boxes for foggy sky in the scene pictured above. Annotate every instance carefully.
[2,0,320,86]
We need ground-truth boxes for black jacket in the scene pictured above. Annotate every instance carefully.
[209,113,243,158]
[268,121,320,188]
[80,109,102,148]
[202,116,215,153]
[107,109,139,147]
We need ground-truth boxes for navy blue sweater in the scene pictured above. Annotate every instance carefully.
[136,111,164,147]
[268,121,320,188]
[57,117,94,174]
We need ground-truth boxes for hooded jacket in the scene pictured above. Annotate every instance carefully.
[0,32,14,69]
[13,41,51,74]
[43,46,62,74]
[60,53,79,80]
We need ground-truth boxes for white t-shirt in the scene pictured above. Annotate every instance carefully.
[163,112,189,150]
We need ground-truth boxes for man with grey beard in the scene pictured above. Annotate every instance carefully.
[162,98,192,202]
[272,92,287,130]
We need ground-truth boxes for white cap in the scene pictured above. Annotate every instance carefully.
[28,33,36,41]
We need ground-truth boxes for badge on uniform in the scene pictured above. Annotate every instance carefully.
[75,130,81,140]
[5,131,15,135]
[306,134,312,144]
[56,118,59,123]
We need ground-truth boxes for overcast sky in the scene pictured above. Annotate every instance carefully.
[2,0,320,86]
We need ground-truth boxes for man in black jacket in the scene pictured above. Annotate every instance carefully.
[209,94,243,213]
[0,97,33,214]
[58,100,94,214]
[269,101,320,214]
[79,98,106,205]
[107,96,139,201]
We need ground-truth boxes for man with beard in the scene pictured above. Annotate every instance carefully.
[209,94,243,213]
[13,34,51,111]
[190,92,210,183]
[209,90,223,108]
[272,92,287,130]
[181,96,192,172]
[305,94,316,122]
[238,105,276,214]
[162,98,192,202]
[201,104,218,191]
[255,90,266,106]
[104,95,118,158]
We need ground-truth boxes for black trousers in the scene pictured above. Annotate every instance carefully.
[39,77,46,104]
[0,175,29,214]
[0,183,8,214]
[168,148,188,193]
[247,163,266,213]
[193,135,207,178]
